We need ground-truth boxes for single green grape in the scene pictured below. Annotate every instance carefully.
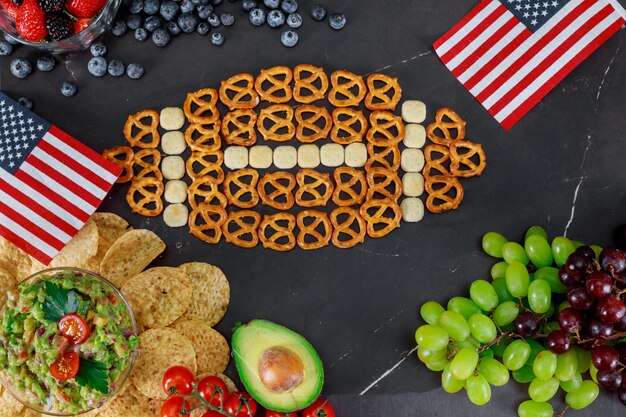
[450,347,479,380]
[526,338,545,366]
[525,226,549,241]
[534,266,568,294]
[525,235,553,268]
[503,340,531,371]
[479,348,494,359]
[518,400,553,417]
[415,324,449,351]
[532,350,557,380]
[425,356,449,371]
[493,301,519,326]
[590,245,602,259]
[575,347,591,373]
[482,232,508,258]
[417,346,446,363]
[545,302,555,319]
[527,279,551,314]
[542,320,560,333]
[491,261,509,280]
[560,373,583,392]
[465,373,491,406]
[456,339,477,350]
[512,364,536,383]
[554,348,577,381]
[491,278,515,303]
[528,377,559,402]
[558,300,571,312]
[468,313,497,343]
[571,240,584,248]
[502,242,530,264]
[420,301,445,325]
[441,363,465,393]
[447,297,482,320]
[565,380,599,410]
[505,261,530,297]
[551,236,576,266]
[590,363,598,383]
[491,340,508,358]
[476,357,509,386]
[438,311,470,341]
[470,280,499,311]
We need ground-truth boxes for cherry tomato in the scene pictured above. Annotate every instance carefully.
[302,398,335,417]
[201,411,224,417]
[160,396,190,417]
[224,392,257,417]
[162,366,195,395]
[197,375,229,407]
[266,411,297,417]
[50,350,80,380]
[58,313,90,346]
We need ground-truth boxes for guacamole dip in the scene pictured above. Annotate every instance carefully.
[0,269,139,414]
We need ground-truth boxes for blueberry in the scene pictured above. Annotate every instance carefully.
[179,0,194,13]
[267,9,285,27]
[60,81,77,97]
[111,20,128,36]
[17,97,33,110]
[166,21,181,35]
[127,63,144,79]
[144,15,162,31]
[134,27,149,41]
[177,12,197,32]
[36,56,55,71]
[196,4,212,19]
[241,0,255,11]
[328,12,346,30]
[4,35,19,45]
[0,40,13,56]
[286,12,301,28]
[129,0,143,13]
[281,0,297,13]
[159,1,179,20]
[151,28,170,47]
[220,12,234,26]
[263,0,279,8]
[143,0,159,14]
[249,7,265,26]
[280,29,298,47]
[10,58,32,79]
[107,59,125,76]
[206,12,219,27]
[197,22,210,35]
[210,31,224,46]
[191,0,207,6]
[210,0,221,4]
[310,4,326,20]
[90,42,107,56]
[87,56,107,77]
[126,14,143,29]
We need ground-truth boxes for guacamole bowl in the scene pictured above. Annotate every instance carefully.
[0,267,139,416]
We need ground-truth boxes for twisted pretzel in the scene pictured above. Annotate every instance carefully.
[188,177,228,209]
[366,111,405,146]
[330,207,366,248]
[102,146,134,183]
[219,73,259,110]
[221,109,258,146]
[124,110,160,148]
[450,140,486,178]
[222,210,261,248]
[359,198,402,238]
[184,88,220,123]
[425,175,464,214]
[293,64,329,104]
[296,210,332,250]
[185,123,222,152]
[328,70,366,107]
[423,144,451,179]
[222,168,260,209]
[295,105,332,143]
[255,66,293,104]
[133,149,163,181]
[331,167,367,207]
[186,151,225,183]
[126,177,164,217]
[295,169,334,207]
[188,203,227,244]
[330,108,368,144]
[258,171,296,210]
[426,107,466,146]
[257,104,296,142]
[364,143,400,172]
[364,73,402,111]
[366,167,402,202]
[258,213,296,252]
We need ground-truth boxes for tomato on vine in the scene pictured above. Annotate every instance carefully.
[162,366,195,395]
[224,392,258,417]
[266,411,297,417]
[302,398,336,417]
[197,375,229,407]
[160,396,190,417]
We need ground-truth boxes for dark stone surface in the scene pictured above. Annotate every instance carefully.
[1,0,626,415]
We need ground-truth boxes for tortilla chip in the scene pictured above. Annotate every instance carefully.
[171,320,230,375]
[17,409,41,417]
[147,398,164,416]
[0,237,34,281]
[122,267,192,328]
[92,212,131,232]
[0,383,24,417]
[178,263,230,326]
[48,219,99,269]
[197,372,238,394]
[100,229,166,288]
[0,267,16,297]
[132,328,197,400]
[99,382,152,417]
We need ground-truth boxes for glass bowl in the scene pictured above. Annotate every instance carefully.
[0,267,138,416]
[0,0,121,54]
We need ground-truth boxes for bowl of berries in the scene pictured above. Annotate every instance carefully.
[0,0,120,53]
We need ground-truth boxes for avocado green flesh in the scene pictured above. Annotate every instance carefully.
[232,320,324,413]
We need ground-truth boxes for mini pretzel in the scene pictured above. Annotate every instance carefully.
[219,73,259,110]
[259,213,296,252]
[133,148,163,181]
[330,207,366,248]
[293,64,329,104]
[186,151,225,183]
[450,140,486,178]
[332,167,367,206]
[426,107,466,146]
[330,108,368,144]
[359,198,402,238]
[423,144,451,179]
[222,210,261,248]
[258,171,297,210]
[221,109,258,146]
[188,176,228,209]
[257,104,296,142]
[255,66,293,104]
[124,110,160,149]
[328,70,366,107]
[366,167,402,202]
[296,210,332,250]
[366,111,405,146]
[126,177,164,217]
[222,168,260,209]
[425,175,464,213]
[295,105,332,143]
[188,203,227,244]
[295,169,334,207]
[185,123,222,152]
[364,143,401,172]
[184,88,220,123]
[102,146,134,183]
[364,73,402,111]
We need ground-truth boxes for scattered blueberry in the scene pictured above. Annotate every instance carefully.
[107,59,125,76]
[197,4,212,19]
[207,12,220,27]
[129,0,143,13]
[111,20,128,36]
[267,9,285,27]
[281,0,297,13]
[159,1,179,21]
[192,0,208,6]
[143,0,159,14]
[263,0,279,8]
[144,15,162,31]
[179,0,194,13]
[242,0,255,11]
[166,21,181,35]
[249,7,265,26]
[17,97,33,110]
[90,42,107,56]
[60,81,77,97]
[178,12,197,33]
[0,40,13,56]
[36,56,55,71]
[87,56,107,77]
[210,0,222,5]
[210,31,224,46]
[328,12,346,30]
[10,58,32,79]
[151,27,171,46]
[126,14,143,29]
[286,11,301,28]
[220,12,234,26]
[4,35,19,45]
[280,29,298,47]
[310,4,326,21]
[197,22,210,35]
[134,27,149,41]
[127,63,144,79]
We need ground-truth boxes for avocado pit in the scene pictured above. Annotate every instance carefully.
[258,346,305,393]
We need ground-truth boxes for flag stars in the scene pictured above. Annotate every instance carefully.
[532,10,539,16]
[8,161,14,168]
[531,18,538,25]
[541,9,548,15]
[551,0,558,6]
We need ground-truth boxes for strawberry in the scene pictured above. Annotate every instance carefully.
[65,0,106,19]
[16,0,48,42]
[72,17,91,33]
[0,0,20,20]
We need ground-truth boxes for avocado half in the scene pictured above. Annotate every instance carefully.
[232,319,324,413]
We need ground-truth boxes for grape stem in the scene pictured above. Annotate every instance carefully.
[168,385,239,417]
[476,331,513,353]
[556,404,570,417]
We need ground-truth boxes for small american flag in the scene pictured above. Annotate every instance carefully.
[434,0,626,130]
[0,92,121,264]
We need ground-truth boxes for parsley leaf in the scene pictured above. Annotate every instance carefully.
[42,281,83,322]
[75,359,109,395]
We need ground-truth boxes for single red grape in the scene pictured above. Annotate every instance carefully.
[514,311,539,336]
[597,297,626,324]
[597,370,623,391]
[585,271,613,299]
[600,248,626,274]
[592,345,620,371]
[559,266,584,287]
[568,286,594,311]
[546,330,571,354]
[587,319,614,340]
[558,307,585,333]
